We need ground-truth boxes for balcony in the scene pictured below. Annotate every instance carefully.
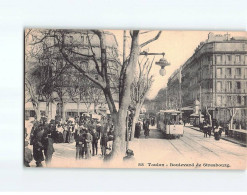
[224,89,246,94]
[225,75,233,79]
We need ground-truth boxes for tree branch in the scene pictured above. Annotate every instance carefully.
[86,32,103,77]
[140,31,162,48]
[61,50,106,89]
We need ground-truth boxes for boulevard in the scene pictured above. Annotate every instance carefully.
[29,125,247,169]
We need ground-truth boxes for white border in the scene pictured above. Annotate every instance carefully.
[0,0,247,192]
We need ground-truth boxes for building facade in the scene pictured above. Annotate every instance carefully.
[167,68,181,110]
[169,32,247,128]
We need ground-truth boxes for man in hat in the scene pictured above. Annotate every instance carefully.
[100,132,108,157]
[91,128,99,156]
[123,149,135,161]
[32,124,45,167]
[75,130,84,160]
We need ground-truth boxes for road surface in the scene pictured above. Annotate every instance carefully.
[29,126,247,169]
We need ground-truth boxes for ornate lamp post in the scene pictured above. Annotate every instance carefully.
[139,51,170,76]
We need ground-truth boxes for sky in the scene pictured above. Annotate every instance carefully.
[108,30,247,100]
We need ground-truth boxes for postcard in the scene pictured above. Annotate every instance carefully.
[24,29,247,169]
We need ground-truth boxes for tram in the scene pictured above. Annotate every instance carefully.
[157,110,184,138]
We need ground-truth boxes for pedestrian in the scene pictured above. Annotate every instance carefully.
[87,129,93,158]
[66,124,72,143]
[84,129,92,159]
[56,124,64,143]
[225,123,229,136]
[42,133,55,166]
[144,120,150,139]
[123,149,135,162]
[32,124,45,167]
[75,130,84,160]
[214,124,221,140]
[183,119,186,126]
[96,122,102,139]
[63,124,68,143]
[91,128,99,156]
[202,120,208,138]
[24,141,33,167]
[100,132,108,157]
[134,122,141,138]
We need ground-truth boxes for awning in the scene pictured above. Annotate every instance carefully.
[160,110,182,113]
[181,107,194,111]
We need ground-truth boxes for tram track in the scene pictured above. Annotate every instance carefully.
[167,139,184,156]
[182,133,220,157]
[185,128,245,157]
[178,137,205,155]
[186,129,246,157]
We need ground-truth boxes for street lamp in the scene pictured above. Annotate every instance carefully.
[155,54,170,76]
[139,51,170,76]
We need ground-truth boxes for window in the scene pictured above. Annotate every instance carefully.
[216,55,222,64]
[208,82,212,89]
[217,68,222,78]
[244,96,247,106]
[208,56,213,65]
[235,68,241,76]
[227,96,232,103]
[237,96,241,104]
[245,68,247,78]
[217,81,222,92]
[236,81,241,89]
[245,55,247,64]
[226,81,232,91]
[227,55,232,62]
[235,55,240,63]
[226,68,232,77]
[217,95,222,106]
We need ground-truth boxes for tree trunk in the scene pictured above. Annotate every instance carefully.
[230,115,234,129]
[111,110,127,161]
[61,101,66,123]
[130,103,141,140]
[229,108,238,129]
[77,100,80,117]
[46,101,51,122]
[110,31,140,160]
[206,106,212,126]
[33,101,41,121]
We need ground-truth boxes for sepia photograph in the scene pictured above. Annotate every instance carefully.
[24,29,247,169]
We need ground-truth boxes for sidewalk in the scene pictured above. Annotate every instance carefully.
[188,125,247,147]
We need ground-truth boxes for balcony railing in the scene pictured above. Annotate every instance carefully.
[224,89,246,93]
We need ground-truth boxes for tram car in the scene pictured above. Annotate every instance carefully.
[157,110,184,138]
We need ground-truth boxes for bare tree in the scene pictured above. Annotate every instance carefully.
[130,57,154,139]
[26,29,162,160]
[225,96,240,129]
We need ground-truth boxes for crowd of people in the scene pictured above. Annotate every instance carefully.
[24,114,115,167]
[199,119,228,140]
[134,117,155,139]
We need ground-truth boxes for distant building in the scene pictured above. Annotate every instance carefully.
[169,32,247,128]
[167,68,182,110]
